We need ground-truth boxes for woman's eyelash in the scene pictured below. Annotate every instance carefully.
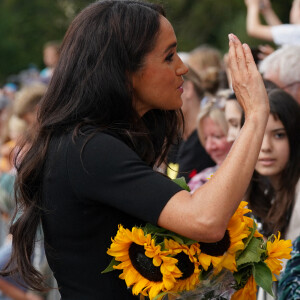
[275,132,286,138]
[165,53,174,61]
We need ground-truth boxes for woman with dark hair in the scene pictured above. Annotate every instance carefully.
[246,89,300,240]
[3,1,270,299]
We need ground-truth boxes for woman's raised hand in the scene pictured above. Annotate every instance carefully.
[227,33,269,119]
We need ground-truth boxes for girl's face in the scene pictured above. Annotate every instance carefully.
[131,16,188,116]
[255,114,290,187]
[225,100,242,142]
[202,116,233,165]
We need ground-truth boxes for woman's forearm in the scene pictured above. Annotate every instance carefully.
[262,8,282,25]
[247,5,273,41]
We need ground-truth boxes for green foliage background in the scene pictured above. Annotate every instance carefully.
[0,0,293,84]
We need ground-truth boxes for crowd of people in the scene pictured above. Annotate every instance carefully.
[0,42,60,300]
[0,0,299,299]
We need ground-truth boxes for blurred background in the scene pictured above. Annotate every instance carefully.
[0,0,293,85]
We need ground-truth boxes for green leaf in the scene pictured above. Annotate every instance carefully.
[153,291,168,300]
[253,261,274,296]
[233,264,252,288]
[144,223,198,246]
[242,221,257,251]
[155,233,184,244]
[101,258,119,274]
[237,237,265,267]
[143,223,166,234]
[172,177,191,192]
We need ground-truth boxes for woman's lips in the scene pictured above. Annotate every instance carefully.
[177,81,184,93]
[177,86,184,93]
[258,158,276,166]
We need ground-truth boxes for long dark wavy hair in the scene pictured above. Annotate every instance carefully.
[247,89,300,237]
[3,0,183,291]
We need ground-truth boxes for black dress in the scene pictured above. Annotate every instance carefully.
[41,127,182,299]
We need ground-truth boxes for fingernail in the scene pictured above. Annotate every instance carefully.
[228,33,235,43]
[243,43,249,50]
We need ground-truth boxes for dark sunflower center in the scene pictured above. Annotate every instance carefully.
[175,252,195,280]
[199,230,231,256]
[128,243,163,282]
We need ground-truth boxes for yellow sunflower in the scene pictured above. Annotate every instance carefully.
[264,232,292,281]
[243,215,264,238]
[107,225,180,299]
[164,239,201,293]
[239,201,263,238]
[220,202,253,271]
[200,202,250,274]
[198,250,223,271]
[231,275,257,300]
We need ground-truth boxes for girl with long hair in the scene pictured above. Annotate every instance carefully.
[246,89,300,241]
[2,1,269,299]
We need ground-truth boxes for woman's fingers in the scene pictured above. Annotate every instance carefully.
[228,34,238,74]
[242,43,256,73]
[227,33,269,118]
[228,34,252,78]
[234,37,248,72]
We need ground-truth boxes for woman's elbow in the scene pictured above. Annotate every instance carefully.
[247,26,258,37]
[192,216,228,243]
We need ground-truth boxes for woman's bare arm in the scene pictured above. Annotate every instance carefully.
[158,34,269,242]
[260,0,282,25]
[245,0,275,41]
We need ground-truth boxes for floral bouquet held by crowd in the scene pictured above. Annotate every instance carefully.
[103,178,292,300]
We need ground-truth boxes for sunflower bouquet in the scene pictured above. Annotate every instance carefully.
[103,179,292,300]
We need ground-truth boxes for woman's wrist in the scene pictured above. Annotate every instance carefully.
[244,109,269,132]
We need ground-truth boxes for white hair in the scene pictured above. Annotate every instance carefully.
[259,45,300,85]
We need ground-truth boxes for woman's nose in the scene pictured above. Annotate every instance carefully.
[227,128,239,143]
[261,135,272,152]
[205,137,216,152]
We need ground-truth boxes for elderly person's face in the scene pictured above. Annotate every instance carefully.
[201,116,233,165]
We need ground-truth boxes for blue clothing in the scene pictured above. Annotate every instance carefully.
[278,236,300,299]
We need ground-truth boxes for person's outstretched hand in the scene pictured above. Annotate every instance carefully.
[227,33,269,119]
[260,0,274,13]
[258,44,274,60]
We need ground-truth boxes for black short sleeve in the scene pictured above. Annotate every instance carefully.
[67,132,182,224]
[42,130,183,299]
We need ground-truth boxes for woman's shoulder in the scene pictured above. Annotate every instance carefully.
[51,126,129,149]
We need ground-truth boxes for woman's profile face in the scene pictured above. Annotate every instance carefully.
[201,116,233,166]
[225,100,242,142]
[255,114,290,187]
[131,16,188,116]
